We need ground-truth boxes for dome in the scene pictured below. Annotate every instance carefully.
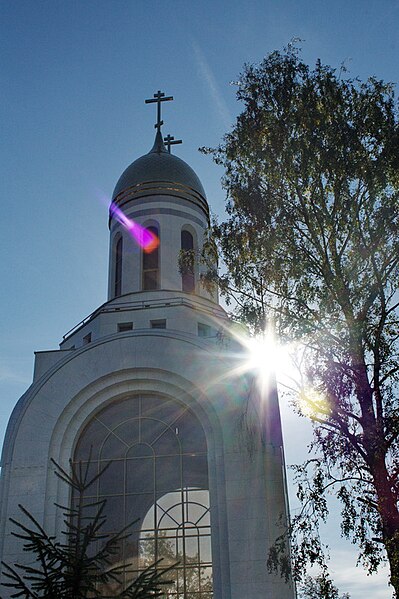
[112,131,206,201]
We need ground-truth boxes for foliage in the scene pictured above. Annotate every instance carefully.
[140,531,213,598]
[202,44,399,595]
[178,248,196,276]
[299,571,350,599]
[1,459,172,598]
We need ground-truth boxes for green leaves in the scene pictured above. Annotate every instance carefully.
[206,46,399,594]
[299,571,350,599]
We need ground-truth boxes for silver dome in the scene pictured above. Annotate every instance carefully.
[112,131,206,201]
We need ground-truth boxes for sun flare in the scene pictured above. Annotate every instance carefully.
[226,324,298,397]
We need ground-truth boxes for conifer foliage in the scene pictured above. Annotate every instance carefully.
[1,459,172,598]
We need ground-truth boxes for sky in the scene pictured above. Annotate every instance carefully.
[1,1,398,596]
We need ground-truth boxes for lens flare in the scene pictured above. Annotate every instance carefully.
[213,321,300,399]
[298,387,331,418]
[110,202,159,253]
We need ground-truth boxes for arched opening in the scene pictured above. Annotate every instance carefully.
[143,225,160,290]
[73,394,212,597]
[114,236,123,297]
[181,229,195,293]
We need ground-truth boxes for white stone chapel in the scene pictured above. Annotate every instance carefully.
[0,92,295,599]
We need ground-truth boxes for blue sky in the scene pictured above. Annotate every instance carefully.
[1,1,398,596]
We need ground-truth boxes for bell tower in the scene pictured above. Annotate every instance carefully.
[0,93,295,599]
[107,90,215,303]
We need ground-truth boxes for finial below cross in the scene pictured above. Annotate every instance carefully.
[164,134,183,154]
[145,90,173,132]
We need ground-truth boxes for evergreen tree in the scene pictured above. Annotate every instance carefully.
[1,459,172,598]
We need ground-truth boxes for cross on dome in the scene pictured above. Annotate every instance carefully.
[164,133,182,153]
[145,90,173,132]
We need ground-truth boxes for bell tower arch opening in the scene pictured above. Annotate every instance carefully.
[114,234,123,298]
[181,228,196,293]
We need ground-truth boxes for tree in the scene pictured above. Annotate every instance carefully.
[1,459,172,598]
[202,44,399,595]
[299,572,349,599]
[140,531,213,599]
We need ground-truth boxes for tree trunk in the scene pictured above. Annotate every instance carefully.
[372,456,399,597]
[385,533,399,599]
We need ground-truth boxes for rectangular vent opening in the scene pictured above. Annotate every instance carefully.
[118,322,133,332]
[83,333,92,345]
[198,323,212,338]
[151,319,166,329]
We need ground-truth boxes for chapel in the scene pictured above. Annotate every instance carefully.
[0,92,294,599]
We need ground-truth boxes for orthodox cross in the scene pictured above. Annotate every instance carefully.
[145,90,173,132]
[164,134,182,153]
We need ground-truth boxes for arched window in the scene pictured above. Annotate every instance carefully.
[73,395,212,597]
[143,226,159,290]
[181,230,195,293]
[114,236,123,297]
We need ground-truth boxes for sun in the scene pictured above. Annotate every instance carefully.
[245,333,277,373]
[229,324,299,397]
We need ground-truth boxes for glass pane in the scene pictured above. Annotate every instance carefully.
[183,455,208,489]
[113,419,140,446]
[140,417,168,447]
[143,228,159,270]
[126,493,154,531]
[74,419,107,461]
[199,537,212,563]
[184,532,200,558]
[126,457,154,494]
[200,566,213,594]
[156,455,181,493]
[100,495,124,533]
[142,396,183,423]
[98,459,124,496]
[189,489,210,507]
[98,397,140,428]
[127,443,154,458]
[144,251,158,269]
[185,567,200,592]
[152,426,180,456]
[157,497,184,530]
[177,410,207,453]
[182,272,195,292]
[157,531,178,563]
[124,535,140,559]
[143,269,159,290]
[114,237,123,297]
[100,431,127,459]
[181,230,194,251]
[139,536,156,566]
